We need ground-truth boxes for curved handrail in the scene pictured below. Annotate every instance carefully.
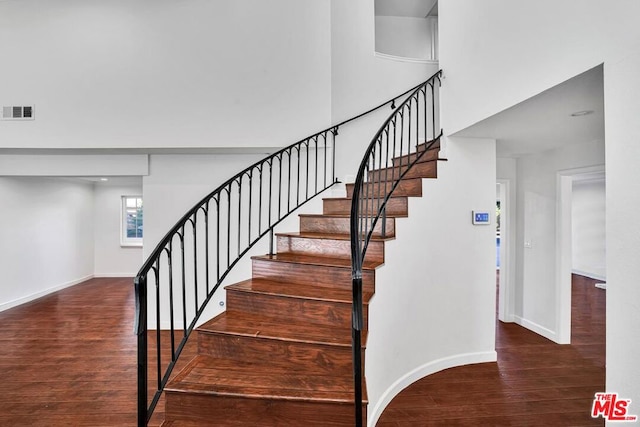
[349,69,443,426]
[134,78,437,426]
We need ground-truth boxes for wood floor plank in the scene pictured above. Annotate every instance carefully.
[377,274,605,426]
[0,278,139,426]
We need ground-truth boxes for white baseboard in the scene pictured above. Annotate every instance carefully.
[513,315,559,343]
[94,273,137,278]
[572,269,606,282]
[0,274,94,313]
[498,314,516,323]
[367,351,498,427]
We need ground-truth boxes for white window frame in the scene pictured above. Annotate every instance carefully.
[121,195,143,247]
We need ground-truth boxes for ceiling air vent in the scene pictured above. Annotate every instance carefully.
[1,105,35,120]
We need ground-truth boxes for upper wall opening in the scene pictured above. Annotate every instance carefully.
[374,0,438,62]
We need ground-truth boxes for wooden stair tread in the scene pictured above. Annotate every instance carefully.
[299,212,407,219]
[252,253,382,270]
[392,151,440,167]
[370,157,438,176]
[198,311,366,348]
[276,231,394,242]
[417,137,441,151]
[161,421,203,427]
[226,278,374,304]
[345,177,423,198]
[346,177,424,185]
[166,355,368,403]
[322,196,407,201]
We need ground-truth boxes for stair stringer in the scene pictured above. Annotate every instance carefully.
[364,137,499,426]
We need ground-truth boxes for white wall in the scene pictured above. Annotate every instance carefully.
[439,0,640,135]
[375,16,434,60]
[572,179,606,280]
[93,178,144,277]
[331,0,439,123]
[604,47,640,413]
[0,155,148,176]
[0,177,94,311]
[143,154,264,256]
[367,137,497,425]
[0,0,331,150]
[330,0,440,187]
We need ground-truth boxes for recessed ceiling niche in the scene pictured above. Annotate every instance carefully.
[374,0,438,61]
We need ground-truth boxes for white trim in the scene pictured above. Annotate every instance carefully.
[367,351,498,427]
[120,242,143,248]
[0,274,94,312]
[513,315,560,343]
[158,320,176,330]
[555,164,605,345]
[556,174,573,344]
[572,269,606,282]
[374,51,439,65]
[497,179,515,322]
[121,195,143,246]
[94,273,137,278]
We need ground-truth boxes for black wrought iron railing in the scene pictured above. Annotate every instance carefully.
[349,70,442,426]
[134,78,437,426]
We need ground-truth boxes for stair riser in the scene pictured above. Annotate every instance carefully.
[392,147,439,167]
[252,258,375,292]
[197,332,356,375]
[346,178,422,198]
[277,235,384,263]
[368,160,437,182]
[417,139,440,152]
[165,392,366,426]
[300,216,395,238]
[226,290,368,329]
[323,197,408,216]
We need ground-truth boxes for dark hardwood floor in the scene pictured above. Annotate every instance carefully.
[377,274,606,426]
[0,278,139,426]
[0,274,604,426]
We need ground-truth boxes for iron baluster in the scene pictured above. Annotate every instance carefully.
[153,263,161,391]
[248,169,253,247]
[226,186,231,269]
[204,204,210,295]
[166,245,175,360]
[134,275,148,427]
[191,216,198,313]
[179,229,186,335]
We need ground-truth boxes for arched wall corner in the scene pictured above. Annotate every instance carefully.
[367,351,497,426]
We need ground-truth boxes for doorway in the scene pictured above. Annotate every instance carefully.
[556,165,606,343]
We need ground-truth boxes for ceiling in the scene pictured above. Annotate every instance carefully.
[375,0,438,18]
[454,65,605,158]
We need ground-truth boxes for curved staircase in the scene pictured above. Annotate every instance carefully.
[160,140,442,426]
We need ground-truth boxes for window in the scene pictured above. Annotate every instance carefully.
[121,196,143,246]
